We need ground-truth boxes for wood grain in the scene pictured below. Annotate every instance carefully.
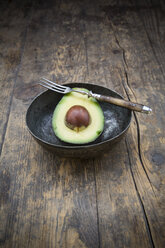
[0,0,165,248]
[1,1,99,247]
[0,1,31,152]
[102,1,165,247]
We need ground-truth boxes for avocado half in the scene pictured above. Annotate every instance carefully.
[52,88,104,144]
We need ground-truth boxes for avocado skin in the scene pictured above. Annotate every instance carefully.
[52,88,104,144]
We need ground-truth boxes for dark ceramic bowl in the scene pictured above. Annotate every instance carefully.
[26,83,132,158]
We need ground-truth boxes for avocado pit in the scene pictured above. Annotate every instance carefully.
[65,105,90,131]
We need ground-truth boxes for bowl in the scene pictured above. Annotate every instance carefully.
[26,83,132,158]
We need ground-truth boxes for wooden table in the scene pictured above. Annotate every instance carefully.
[0,1,165,247]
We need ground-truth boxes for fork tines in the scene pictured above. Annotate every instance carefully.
[39,78,66,93]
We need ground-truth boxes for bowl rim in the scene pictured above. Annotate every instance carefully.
[26,82,132,149]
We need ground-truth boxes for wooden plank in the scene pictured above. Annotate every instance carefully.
[0,2,99,247]
[136,0,165,79]
[0,1,32,152]
[95,142,152,248]
[83,2,153,247]
[101,1,165,247]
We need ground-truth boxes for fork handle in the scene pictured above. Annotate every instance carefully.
[93,94,152,114]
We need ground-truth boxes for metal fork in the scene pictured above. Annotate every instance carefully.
[39,78,152,114]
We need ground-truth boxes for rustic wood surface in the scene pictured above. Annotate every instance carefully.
[0,0,165,247]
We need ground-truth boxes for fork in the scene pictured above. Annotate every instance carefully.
[39,78,152,114]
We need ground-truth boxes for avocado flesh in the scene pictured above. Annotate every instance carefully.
[52,88,104,144]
